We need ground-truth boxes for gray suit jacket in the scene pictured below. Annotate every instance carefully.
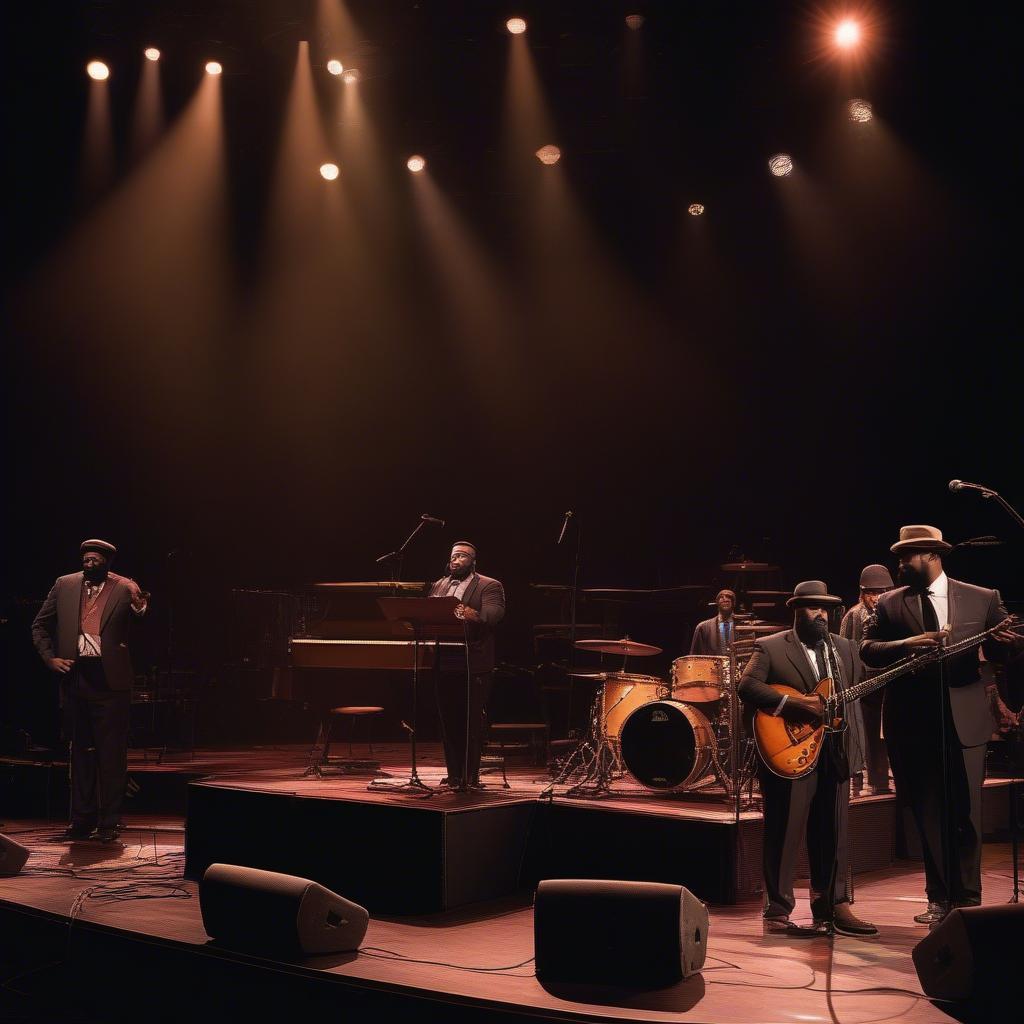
[739,629,865,779]
[690,616,728,655]
[860,579,1004,747]
[31,572,143,690]
[428,572,505,674]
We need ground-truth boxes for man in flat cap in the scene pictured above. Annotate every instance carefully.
[428,541,505,791]
[861,525,1020,924]
[690,589,738,656]
[840,564,895,796]
[31,540,149,842]
[738,582,873,936]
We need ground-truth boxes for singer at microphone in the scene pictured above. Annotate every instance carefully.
[860,523,1021,924]
[427,540,506,791]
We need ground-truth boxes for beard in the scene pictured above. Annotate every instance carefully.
[450,563,473,580]
[898,564,928,591]
[795,614,829,645]
[83,565,108,583]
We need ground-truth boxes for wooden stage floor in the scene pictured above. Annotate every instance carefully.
[1,815,1017,1023]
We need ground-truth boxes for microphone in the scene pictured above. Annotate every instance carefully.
[557,510,574,546]
[949,479,995,495]
[421,515,446,527]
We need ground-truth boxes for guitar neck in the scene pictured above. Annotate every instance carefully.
[842,623,1002,705]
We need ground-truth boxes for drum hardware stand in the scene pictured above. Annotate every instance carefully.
[541,689,620,798]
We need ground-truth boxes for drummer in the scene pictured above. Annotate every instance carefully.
[689,589,737,655]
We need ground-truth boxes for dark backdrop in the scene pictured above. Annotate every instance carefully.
[2,2,1019,740]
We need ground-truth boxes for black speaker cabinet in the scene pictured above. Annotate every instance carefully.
[913,904,1024,1004]
[0,834,30,876]
[534,878,709,988]
[200,863,369,955]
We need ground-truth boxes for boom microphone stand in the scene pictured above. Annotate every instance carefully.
[950,479,1024,904]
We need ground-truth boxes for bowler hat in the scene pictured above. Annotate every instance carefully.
[786,580,843,608]
[859,564,894,590]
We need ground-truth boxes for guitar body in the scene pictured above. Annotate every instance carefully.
[752,679,844,780]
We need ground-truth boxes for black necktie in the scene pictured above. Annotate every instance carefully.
[813,642,829,682]
[920,590,938,631]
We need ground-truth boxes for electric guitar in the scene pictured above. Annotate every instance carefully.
[753,617,1019,779]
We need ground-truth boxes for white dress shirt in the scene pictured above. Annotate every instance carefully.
[923,570,949,630]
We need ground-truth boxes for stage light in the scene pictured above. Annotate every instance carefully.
[506,18,527,35]
[319,163,340,181]
[407,155,426,173]
[835,19,860,49]
[342,68,360,83]
[144,47,161,62]
[86,60,110,81]
[535,144,561,166]
[848,98,873,123]
[625,14,645,31]
[205,61,223,76]
[327,59,343,76]
[688,203,705,216]
[769,153,793,177]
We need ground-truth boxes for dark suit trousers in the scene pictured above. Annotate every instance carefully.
[758,737,851,918]
[853,688,889,791]
[65,660,130,828]
[434,670,492,784]
[885,686,984,904]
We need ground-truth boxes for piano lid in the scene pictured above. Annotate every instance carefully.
[303,581,429,639]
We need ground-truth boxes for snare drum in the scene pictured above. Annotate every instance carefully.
[601,673,667,742]
[620,699,716,792]
[670,655,729,702]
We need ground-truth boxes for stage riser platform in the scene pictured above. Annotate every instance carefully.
[185,784,538,915]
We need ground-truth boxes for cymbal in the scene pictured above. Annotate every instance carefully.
[720,562,780,573]
[566,671,607,679]
[573,637,663,657]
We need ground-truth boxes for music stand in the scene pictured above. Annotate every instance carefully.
[369,597,465,795]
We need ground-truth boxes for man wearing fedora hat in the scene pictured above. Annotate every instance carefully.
[739,581,874,936]
[861,525,1020,924]
[841,565,895,796]
[31,540,149,843]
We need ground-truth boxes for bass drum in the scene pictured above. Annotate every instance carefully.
[620,699,716,793]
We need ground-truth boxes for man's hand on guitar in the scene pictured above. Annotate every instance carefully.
[781,694,825,725]
[903,628,951,650]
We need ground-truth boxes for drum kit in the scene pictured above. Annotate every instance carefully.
[546,560,781,801]
[549,639,754,800]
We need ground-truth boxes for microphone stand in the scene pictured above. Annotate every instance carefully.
[376,518,429,586]
[952,482,1024,903]
[566,516,583,732]
[962,485,1024,533]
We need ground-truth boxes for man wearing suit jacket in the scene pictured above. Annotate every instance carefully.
[840,563,895,796]
[861,524,1020,924]
[739,580,875,936]
[690,589,737,655]
[428,541,505,791]
[31,539,149,842]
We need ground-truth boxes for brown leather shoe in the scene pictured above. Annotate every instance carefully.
[817,903,879,936]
